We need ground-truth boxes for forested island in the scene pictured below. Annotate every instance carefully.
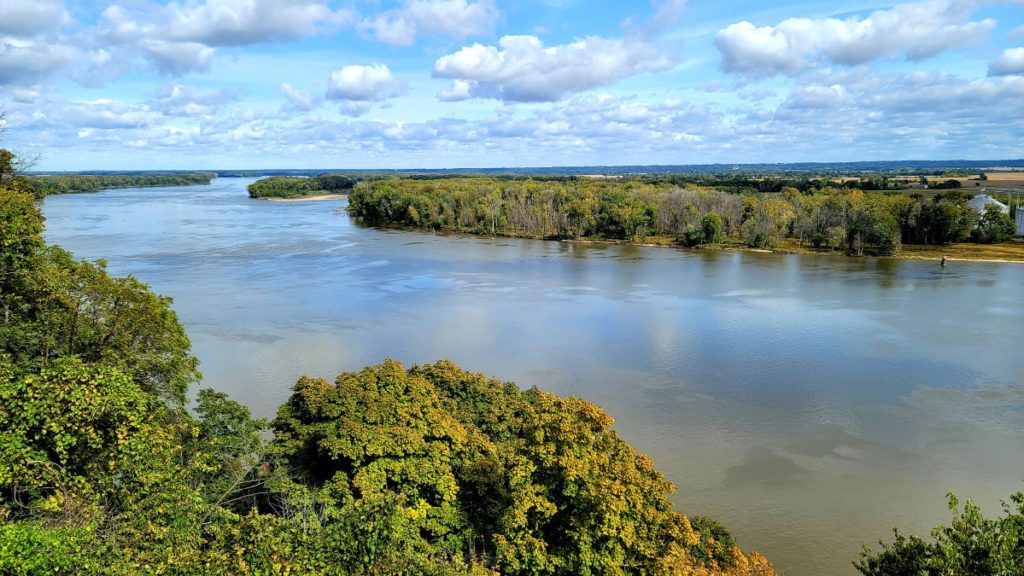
[342,176,1021,260]
[247,174,356,199]
[4,145,1023,574]
[27,172,214,198]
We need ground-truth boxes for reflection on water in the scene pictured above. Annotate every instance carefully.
[42,178,1024,576]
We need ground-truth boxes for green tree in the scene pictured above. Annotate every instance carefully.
[0,186,44,332]
[856,492,1024,576]
[972,204,1015,244]
[702,212,724,244]
[22,247,199,405]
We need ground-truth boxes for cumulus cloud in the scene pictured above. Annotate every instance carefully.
[7,64,1024,170]
[433,35,672,102]
[438,79,475,101]
[151,84,238,116]
[63,99,162,130]
[0,1,75,87]
[326,64,405,101]
[0,38,74,86]
[0,0,69,36]
[281,83,320,113]
[89,0,355,80]
[784,84,848,109]
[165,0,355,47]
[359,0,499,46]
[142,40,215,75]
[714,0,995,77]
[988,47,1024,76]
[337,101,372,117]
[9,87,40,103]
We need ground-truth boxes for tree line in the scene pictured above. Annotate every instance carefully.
[348,178,1017,256]
[28,173,214,198]
[2,147,775,574]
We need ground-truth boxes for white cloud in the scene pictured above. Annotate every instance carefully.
[0,2,78,87]
[988,47,1024,76]
[433,35,672,102]
[0,0,69,37]
[338,101,372,117]
[151,84,238,116]
[784,84,848,109]
[8,64,1024,170]
[326,64,405,101]
[359,0,499,46]
[166,0,355,47]
[1012,25,1024,40]
[142,40,216,75]
[87,0,355,80]
[438,79,475,101]
[97,4,156,44]
[281,83,319,112]
[63,99,162,130]
[10,86,40,103]
[0,38,73,86]
[714,0,995,77]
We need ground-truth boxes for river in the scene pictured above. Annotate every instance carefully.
[42,177,1024,575]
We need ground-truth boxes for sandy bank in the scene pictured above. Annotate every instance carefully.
[264,193,348,202]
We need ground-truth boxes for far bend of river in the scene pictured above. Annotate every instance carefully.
[42,178,1024,576]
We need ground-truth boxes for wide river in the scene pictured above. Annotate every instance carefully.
[42,178,1023,575]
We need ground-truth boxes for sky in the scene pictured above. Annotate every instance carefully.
[0,0,1022,170]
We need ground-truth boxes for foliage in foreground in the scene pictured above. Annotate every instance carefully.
[856,492,1024,575]
[2,146,773,574]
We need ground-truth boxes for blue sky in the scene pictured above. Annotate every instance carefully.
[1,0,1022,170]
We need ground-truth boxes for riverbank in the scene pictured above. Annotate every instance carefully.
[263,192,348,202]
[377,225,1024,264]
[576,236,1024,263]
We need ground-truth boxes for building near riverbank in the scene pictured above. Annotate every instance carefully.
[969,193,1009,215]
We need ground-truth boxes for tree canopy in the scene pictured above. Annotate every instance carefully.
[347,176,1011,256]
[28,173,214,199]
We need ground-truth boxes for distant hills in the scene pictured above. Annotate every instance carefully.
[30,159,1024,178]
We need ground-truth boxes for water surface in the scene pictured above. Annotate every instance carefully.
[42,178,1024,575]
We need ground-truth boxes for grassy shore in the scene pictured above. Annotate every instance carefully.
[898,241,1024,263]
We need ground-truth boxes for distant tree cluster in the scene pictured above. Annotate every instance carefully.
[29,173,213,198]
[348,177,1013,256]
[927,179,963,190]
[247,173,357,198]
